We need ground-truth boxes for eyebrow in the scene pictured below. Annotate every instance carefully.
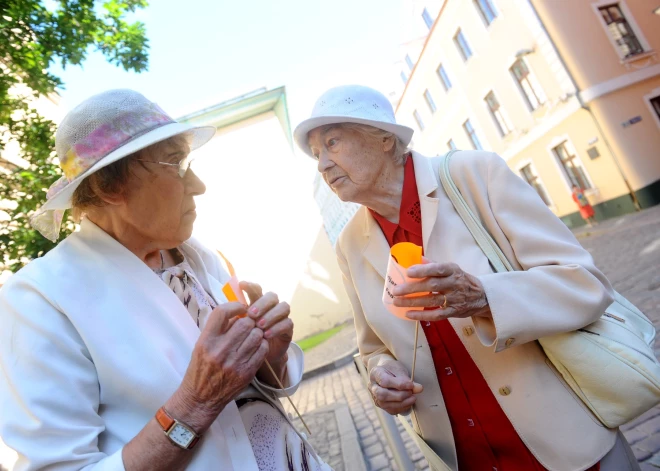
[320,125,338,136]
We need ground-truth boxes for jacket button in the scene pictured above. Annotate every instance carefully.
[505,338,515,348]
[462,326,474,336]
[499,386,511,396]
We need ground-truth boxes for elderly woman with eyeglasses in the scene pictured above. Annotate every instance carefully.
[293,85,641,471]
[0,90,331,471]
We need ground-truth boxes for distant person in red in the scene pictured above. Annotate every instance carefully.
[572,185,596,226]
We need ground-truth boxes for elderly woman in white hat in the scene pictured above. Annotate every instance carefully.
[294,85,640,471]
[0,90,331,471]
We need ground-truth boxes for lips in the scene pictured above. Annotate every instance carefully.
[328,175,345,186]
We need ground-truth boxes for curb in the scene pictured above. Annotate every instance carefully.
[302,347,359,381]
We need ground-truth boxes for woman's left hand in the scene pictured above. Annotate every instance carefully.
[241,281,293,384]
[392,259,492,322]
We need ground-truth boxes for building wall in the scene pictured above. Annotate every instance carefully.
[396,0,660,225]
[397,0,577,158]
[531,0,660,90]
[505,107,632,225]
[288,226,354,340]
[190,111,353,340]
[530,0,660,207]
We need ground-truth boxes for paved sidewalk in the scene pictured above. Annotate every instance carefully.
[284,363,430,471]
[577,206,660,469]
[303,323,357,374]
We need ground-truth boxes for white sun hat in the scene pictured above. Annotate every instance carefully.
[293,84,414,158]
[30,89,216,241]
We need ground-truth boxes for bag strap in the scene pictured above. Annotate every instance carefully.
[437,151,514,274]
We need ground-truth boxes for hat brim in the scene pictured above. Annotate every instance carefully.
[41,122,216,211]
[293,116,414,158]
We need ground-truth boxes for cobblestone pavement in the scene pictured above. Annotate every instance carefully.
[286,205,660,471]
[578,206,660,469]
[284,363,430,471]
[292,406,345,471]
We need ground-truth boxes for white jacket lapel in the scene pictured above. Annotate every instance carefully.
[361,208,390,280]
[411,152,440,252]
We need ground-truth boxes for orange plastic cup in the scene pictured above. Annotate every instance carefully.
[382,242,425,320]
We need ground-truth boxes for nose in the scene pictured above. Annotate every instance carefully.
[185,168,206,196]
[316,149,333,174]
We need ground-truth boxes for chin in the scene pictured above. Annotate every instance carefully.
[334,188,357,204]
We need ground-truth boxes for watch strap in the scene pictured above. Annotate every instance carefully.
[155,407,200,449]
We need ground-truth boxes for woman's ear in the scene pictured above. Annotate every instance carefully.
[89,176,125,207]
[382,135,396,153]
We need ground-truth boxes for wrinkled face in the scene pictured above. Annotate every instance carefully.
[117,138,206,247]
[307,125,391,203]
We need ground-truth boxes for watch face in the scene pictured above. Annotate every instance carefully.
[168,423,194,448]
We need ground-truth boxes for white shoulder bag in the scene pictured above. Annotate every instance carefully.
[438,150,660,428]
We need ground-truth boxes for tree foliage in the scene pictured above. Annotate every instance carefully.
[0,0,149,271]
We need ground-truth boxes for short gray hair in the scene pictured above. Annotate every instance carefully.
[335,123,410,165]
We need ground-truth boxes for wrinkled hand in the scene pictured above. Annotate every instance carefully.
[392,259,491,322]
[241,281,293,386]
[369,360,423,415]
[241,282,293,364]
[178,302,269,416]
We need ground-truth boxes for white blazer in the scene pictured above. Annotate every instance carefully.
[0,219,304,471]
[335,151,617,471]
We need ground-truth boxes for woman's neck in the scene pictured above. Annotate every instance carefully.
[86,213,164,269]
[359,161,406,222]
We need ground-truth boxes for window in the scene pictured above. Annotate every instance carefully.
[400,71,408,85]
[510,59,547,111]
[484,91,512,136]
[447,139,457,151]
[650,95,660,120]
[422,8,434,29]
[598,4,644,59]
[437,64,452,91]
[463,119,482,150]
[552,141,591,190]
[405,54,415,71]
[423,89,437,113]
[520,164,551,206]
[474,0,498,25]
[454,29,473,61]
[413,110,425,131]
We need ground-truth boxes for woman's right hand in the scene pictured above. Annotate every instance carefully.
[369,359,423,415]
[170,302,269,430]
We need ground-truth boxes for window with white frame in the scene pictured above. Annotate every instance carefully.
[552,140,592,190]
[463,119,482,150]
[400,71,408,85]
[510,59,547,111]
[484,91,512,136]
[413,110,425,131]
[437,64,452,91]
[474,0,498,26]
[423,89,437,114]
[520,164,551,206]
[447,139,457,151]
[405,54,415,71]
[454,29,473,61]
[422,8,434,29]
[598,3,644,59]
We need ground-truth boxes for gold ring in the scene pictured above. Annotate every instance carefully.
[441,295,448,309]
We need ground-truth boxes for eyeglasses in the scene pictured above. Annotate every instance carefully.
[135,155,195,178]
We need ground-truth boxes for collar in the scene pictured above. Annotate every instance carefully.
[369,155,422,242]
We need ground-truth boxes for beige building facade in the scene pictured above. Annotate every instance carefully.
[396,0,660,227]
[179,87,353,340]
